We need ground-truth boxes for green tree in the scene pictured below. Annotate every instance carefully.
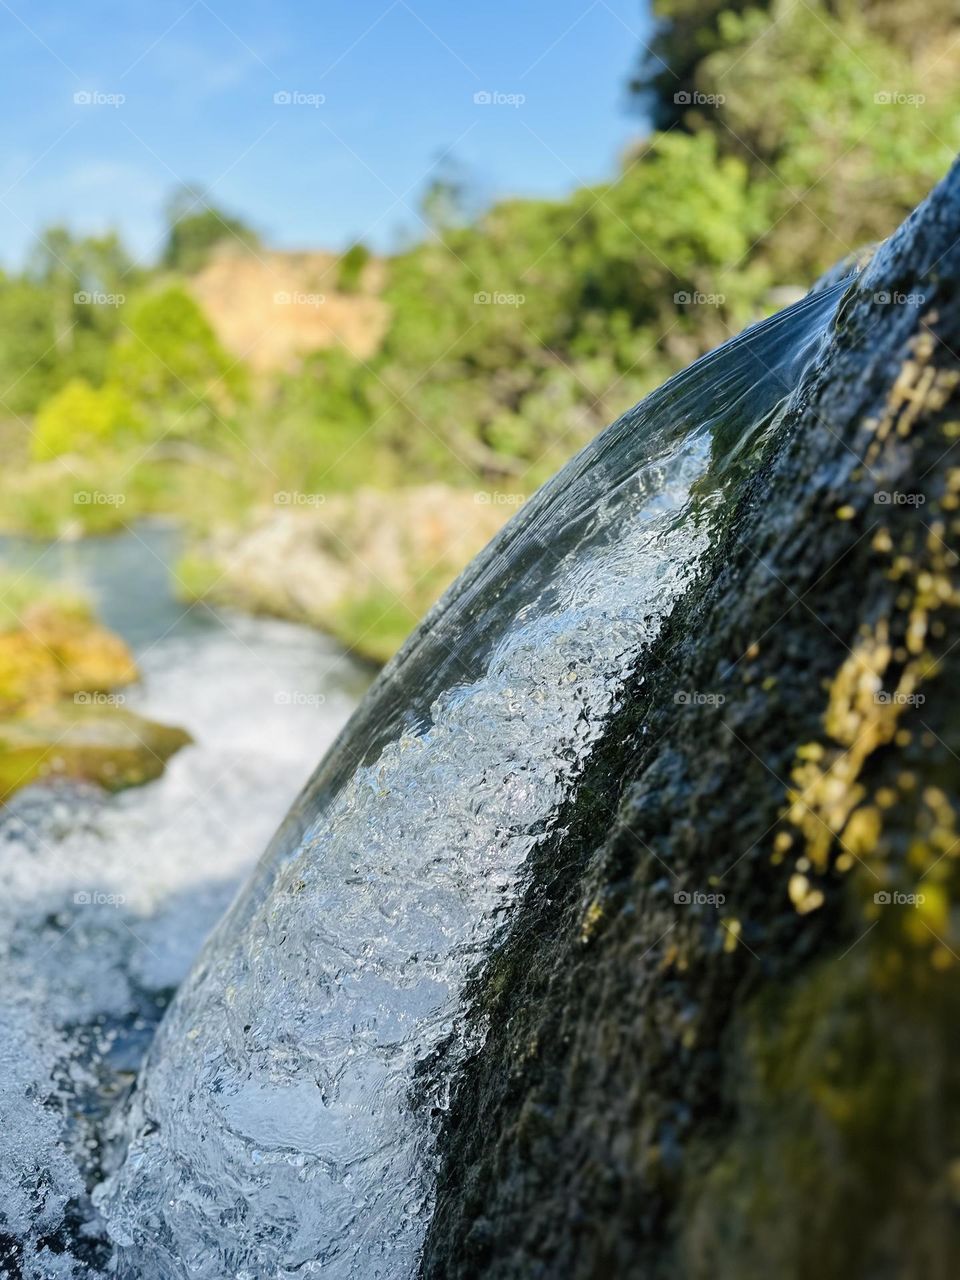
[0,278,59,417]
[336,243,372,293]
[162,185,261,274]
[629,0,757,130]
[32,378,139,460]
[420,155,482,238]
[630,0,960,283]
[28,226,133,295]
[16,227,137,394]
[700,1,957,278]
[108,286,245,434]
[630,0,959,131]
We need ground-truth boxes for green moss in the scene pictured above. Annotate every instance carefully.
[680,946,958,1280]
[174,551,225,602]
[325,589,421,665]
[0,701,192,800]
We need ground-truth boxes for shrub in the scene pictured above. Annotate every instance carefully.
[32,379,139,460]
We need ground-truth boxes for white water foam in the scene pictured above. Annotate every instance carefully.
[96,436,715,1279]
[0,605,366,1279]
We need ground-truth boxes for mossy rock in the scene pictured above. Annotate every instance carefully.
[0,631,62,714]
[680,949,960,1280]
[0,701,192,799]
[421,161,960,1278]
[22,602,139,694]
[0,603,138,715]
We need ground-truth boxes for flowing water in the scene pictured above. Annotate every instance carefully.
[0,526,371,1279]
[0,279,852,1279]
[83,283,851,1279]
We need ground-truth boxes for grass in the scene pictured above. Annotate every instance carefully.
[321,589,422,665]
[0,570,91,633]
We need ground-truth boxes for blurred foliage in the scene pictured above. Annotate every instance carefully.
[32,379,139,461]
[108,286,246,432]
[26,286,243,462]
[0,570,90,633]
[631,0,958,130]
[0,0,957,537]
[0,228,137,417]
[693,1,959,278]
[162,185,261,274]
[336,243,372,293]
[630,0,757,131]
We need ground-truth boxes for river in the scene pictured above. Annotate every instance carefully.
[0,523,372,1278]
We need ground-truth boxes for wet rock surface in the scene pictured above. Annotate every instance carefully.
[0,702,192,797]
[421,163,960,1278]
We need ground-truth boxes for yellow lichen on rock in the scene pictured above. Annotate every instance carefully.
[865,335,960,466]
[780,333,960,936]
[785,622,906,876]
[579,899,604,944]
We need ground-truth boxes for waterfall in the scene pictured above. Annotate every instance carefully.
[95,281,847,1278]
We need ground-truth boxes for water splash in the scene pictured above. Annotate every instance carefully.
[0,585,366,1280]
[96,284,846,1278]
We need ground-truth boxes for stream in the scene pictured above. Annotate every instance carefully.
[0,524,371,1279]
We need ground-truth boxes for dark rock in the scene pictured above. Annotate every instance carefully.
[421,161,960,1279]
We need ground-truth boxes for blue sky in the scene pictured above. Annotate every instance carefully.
[0,0,652,266]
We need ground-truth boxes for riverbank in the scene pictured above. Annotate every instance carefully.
[177,484,520,664]
[0,471,523,664]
